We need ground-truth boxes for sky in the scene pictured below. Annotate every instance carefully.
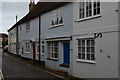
[0,0,39,34]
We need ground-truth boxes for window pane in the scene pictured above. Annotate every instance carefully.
[59,17,63,24]
[54,47,58,52]
[91,47,94,53]
[54,42,58,46]
[37,45,39,53]
[87,54,90,60]
[97,8,100,14]
[82,12,84,18]
[42,41,44,44]
[82,54,85,59]
[82,40,85,46]
[87,47,90,52]
[94,2,96,8]
[82,47,85,52]
[78,47,81,52]
[54,53,58,58]
[52,53,54,58]
[42,50,44,53]
[89,10,92,16]
[87,40,90,46]
[78,53,81,59]
[97,2,100,7]
[91,54,95,60]
[91,40,95,46]
[78,40,81,46]
[94,9,96,15]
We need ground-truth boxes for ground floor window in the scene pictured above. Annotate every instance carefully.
[41,41,44,54]
[49,42,58,59]
[78,38,95,60]
[25,41,29,53]
[36,41,39,54]
[13,43,16,51]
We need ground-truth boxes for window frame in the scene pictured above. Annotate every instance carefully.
[25,41,29,53]
[49,42,59,59]
[77,38,96,64]
[36,41,39,55]
[41,41,45,55]
[26,21,30,32]
[51,7,64,28]
[77,0,101,22]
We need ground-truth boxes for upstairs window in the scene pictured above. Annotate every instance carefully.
[79,0,100,19]
[51,8,63,27]
[26,21,30,31]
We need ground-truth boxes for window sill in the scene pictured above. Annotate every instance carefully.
[25,52,29,54]
[41,53,44,55]
[37,53,44,55]
[77,59,96,64]
[25,30,30,33]
[50,24,63,28]
[37,53,39,55]
[59,64,69,68]
[47,58,58,61]
[76,14,101,22]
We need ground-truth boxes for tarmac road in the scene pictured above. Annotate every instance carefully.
[2,52,65,80]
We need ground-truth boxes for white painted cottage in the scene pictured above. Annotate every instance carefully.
[8,0,119,79]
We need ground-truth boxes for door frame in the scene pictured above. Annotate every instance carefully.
[63,41,70,65]
[32,43,36,60]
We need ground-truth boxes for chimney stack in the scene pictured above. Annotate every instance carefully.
[29,0,35,11]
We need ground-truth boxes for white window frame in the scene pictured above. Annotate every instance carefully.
[41,41,44,55]
[77,38,96,63]
[25,41,29,53]
[77,0,101,22]
[51,7,63,27]
[26,21,30,32]
[13,43,16,52]
[49,42,58,59]
[36,41,39,55]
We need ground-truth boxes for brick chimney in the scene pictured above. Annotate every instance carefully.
[29,0,35,11]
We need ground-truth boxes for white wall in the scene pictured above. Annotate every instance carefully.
[19,17,40,60]
[72,2,118,78]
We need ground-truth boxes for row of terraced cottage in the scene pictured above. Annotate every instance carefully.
[8,0,119,78]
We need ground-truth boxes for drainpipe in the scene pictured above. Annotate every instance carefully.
[16,15,19,56]
[39,15,41,64]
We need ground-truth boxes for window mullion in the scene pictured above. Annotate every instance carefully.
[84,0,86,18]
[90,40,91,60]
[53,43,55,58]
[85,40,87,60]
[92,0,94,16]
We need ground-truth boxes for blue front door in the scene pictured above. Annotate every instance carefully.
[63,42,70,65]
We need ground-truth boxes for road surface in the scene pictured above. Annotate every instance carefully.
[2,51,64,80]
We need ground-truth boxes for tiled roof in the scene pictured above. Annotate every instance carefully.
[8,2,69,31]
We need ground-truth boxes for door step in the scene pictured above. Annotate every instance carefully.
[56,70,68,76]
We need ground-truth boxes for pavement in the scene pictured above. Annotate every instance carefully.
[2,51,66,80]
